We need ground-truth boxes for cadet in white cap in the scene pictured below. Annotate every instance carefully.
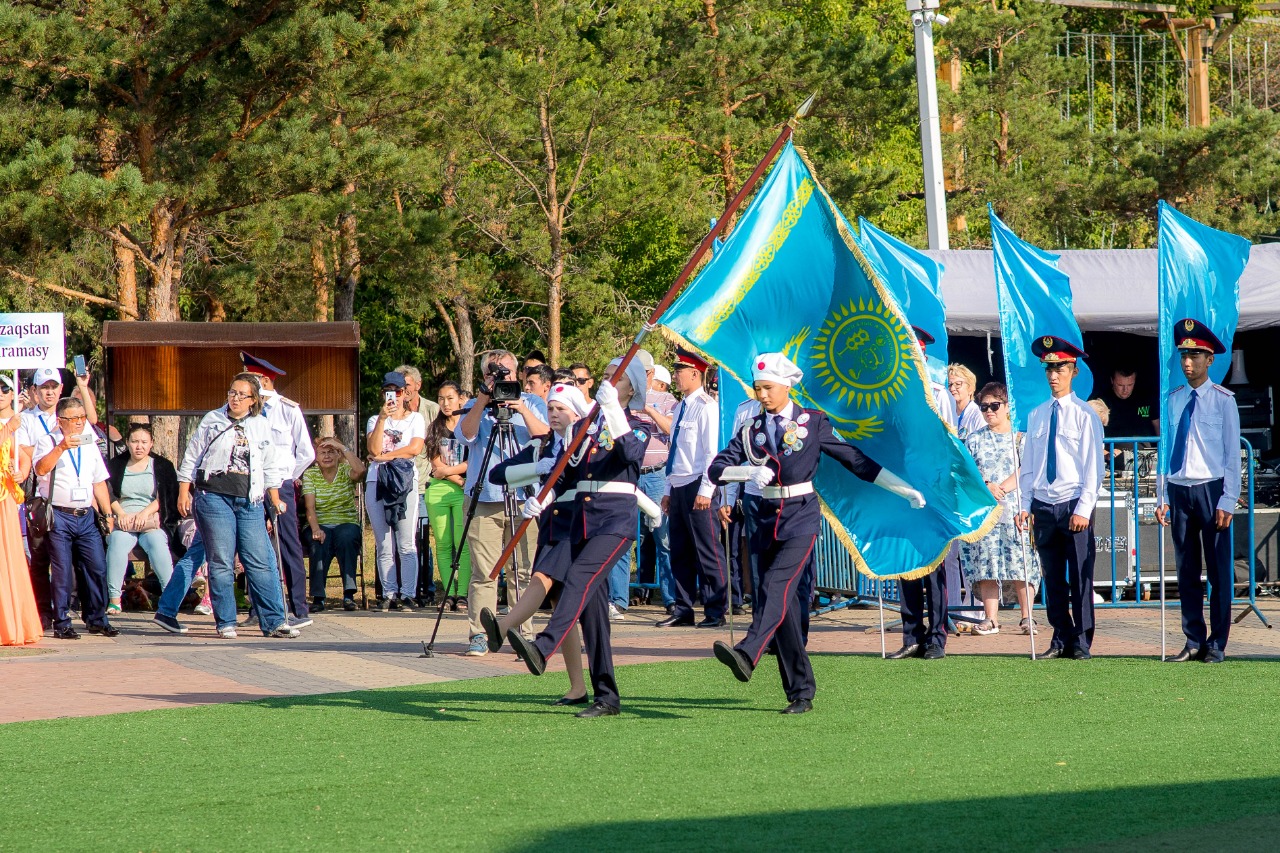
[708,353,926,713]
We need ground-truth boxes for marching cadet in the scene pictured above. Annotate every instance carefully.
[240,352,314,628]
[1014,336,1104,660]
[657,349,727,628]
[887,326,957,660]
[708,353,926,714]
[1156,319,1241,664]
[507,356,650,718]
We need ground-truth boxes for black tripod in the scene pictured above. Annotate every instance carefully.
[422,404,530,657]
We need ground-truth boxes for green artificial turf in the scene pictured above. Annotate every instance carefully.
[3,654,1279,852]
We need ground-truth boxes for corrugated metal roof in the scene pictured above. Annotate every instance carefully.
[102,321,360,347]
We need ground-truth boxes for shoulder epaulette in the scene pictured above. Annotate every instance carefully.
[1214,384,1235,397]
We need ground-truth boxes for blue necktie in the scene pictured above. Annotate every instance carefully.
[770,415,784,454]
[1170,390,1198,475]
[1046,401,1059,484]
[665,402,685,475]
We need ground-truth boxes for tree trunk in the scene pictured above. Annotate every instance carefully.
[454,294,475,390]
[439,151,476,386]
[334,183,359,322]
[311,235,330,321]
[96,122,141,319]
[703,0,740,234]
[143,198,185,461]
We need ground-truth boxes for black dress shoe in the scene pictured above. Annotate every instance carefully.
[506,629,546,676]
[1071,648,1092,661]
[1204,649,1225,664]
[88,623,120,638]
[655,613,695,628]
[713,640,753,683]
[923,645,945,660]
[480,607,504,653]
[575,701,619,718]
[53,626,80,640]
[1167,646,1206,663]
[1039,647,1065,659]
[886,643,923,660]
[697,616,727,629]
[780,699,813,714]
[552,694,590,706]
[665,603,676,615]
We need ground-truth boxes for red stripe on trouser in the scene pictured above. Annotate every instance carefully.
[750,535,817,667]
[547,537,629,658]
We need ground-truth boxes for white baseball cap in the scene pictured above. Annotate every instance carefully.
[31,367,62,387]
[653,365,671,385]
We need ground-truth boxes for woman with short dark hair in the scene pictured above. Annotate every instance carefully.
[105,423,180,613]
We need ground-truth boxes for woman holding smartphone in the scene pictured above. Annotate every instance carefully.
[365,372,426,610]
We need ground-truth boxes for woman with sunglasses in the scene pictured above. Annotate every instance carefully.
[959,382,1041,636]
[174,373,297,638]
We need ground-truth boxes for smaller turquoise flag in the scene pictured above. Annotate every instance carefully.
[854,218,949,386]
[989,205,1093,432]
[1157,201,1249,474]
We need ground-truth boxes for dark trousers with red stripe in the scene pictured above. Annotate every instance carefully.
[534,534,627,709]
[668,481,726,620]
[735,534,817,702]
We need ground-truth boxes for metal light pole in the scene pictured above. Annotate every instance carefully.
[907,0,950,250]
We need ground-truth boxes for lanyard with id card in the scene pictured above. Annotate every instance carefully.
[67,445,89,504]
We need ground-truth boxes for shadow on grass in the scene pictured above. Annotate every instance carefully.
[508,778,1280,853]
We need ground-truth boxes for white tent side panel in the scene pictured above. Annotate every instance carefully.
[925,244,1280,336]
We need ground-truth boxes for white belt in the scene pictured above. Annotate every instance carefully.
[761,482,814,500]
[577,481,638,496]
[555,489,577,503]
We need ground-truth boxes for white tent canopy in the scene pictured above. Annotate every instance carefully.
[924,243,1280,336]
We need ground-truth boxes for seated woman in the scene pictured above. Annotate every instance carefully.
[106,423,179,613]
[302,436,366,611]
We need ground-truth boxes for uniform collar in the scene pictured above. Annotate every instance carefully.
[765,401,797,422]
[1188,381,1212,398]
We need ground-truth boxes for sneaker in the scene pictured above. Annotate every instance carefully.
[288,616,313,629]
[398,596,418,612]
[388,597,405,612]
[343,597,357,612]
[608,603,626,622]
[268,625,300,638]
[216,626,238,639]
[153,613,188,635]
[194,603,214,616]
[465,634,488,656]
[372,597,388,612]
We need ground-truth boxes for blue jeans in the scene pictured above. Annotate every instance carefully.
[106,528,174,600]
[366,482,418,599]
[157,530,206,619]
[606,471,671,609]
[195,491,287,634]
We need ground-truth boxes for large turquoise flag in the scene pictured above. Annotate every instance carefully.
[660,142,997,579]
[1157,201,1249,474]
[989,205,1093,432]
[853,217,949,386]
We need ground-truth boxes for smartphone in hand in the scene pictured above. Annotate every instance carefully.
[73,355,87,377]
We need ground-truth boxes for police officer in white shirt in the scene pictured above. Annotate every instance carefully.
[1156,319,1241,664]
[32,397,117,639]
[241,352,314,626]
[657,349,727,628]
[1015,336,1104,660]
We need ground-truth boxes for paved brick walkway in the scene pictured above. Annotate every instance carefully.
[3,597,1277,724]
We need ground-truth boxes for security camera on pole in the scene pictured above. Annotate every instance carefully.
[906,0,950,251]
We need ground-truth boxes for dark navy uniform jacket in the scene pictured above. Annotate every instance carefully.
[564,412,647,543]
[489,437,575,547]
[709,404,880,544]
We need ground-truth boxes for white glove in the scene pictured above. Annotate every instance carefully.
[522,493,551,519]
[720,465,774,488]
[747,467,775,489]
[595,381,619,409]
[504,462,541,488]
[636,492,663,530]
[874,468,926,510]
[535,456,555,476]
[595,380,630,442]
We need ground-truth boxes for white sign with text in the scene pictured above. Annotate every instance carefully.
[0,313,65,368]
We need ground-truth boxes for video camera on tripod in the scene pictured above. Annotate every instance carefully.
[484,362,523,405]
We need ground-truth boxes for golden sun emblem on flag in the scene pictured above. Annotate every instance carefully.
[811,297,914,409]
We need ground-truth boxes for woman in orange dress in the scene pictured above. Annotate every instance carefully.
[0,374,41,646]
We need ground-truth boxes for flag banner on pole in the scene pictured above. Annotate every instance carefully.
[1156,200,1249,473]
[660,142,997,579]
[989,204,1093,432]
[853,218,950,387]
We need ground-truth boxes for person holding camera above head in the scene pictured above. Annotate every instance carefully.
[455,350,549,656]
[32,397,118,639]
[171,373,297,639]
[506,356,650,718]
[366,372,426,611]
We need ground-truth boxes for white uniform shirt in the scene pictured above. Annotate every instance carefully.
[932,383,958,430]
[722,398,763,505]
[260,390,315,480]
[1018,392,1104,516]
[664,386,718,498]
[33,429,109,508]
[1161,382,1241,513]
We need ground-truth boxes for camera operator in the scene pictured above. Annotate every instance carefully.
[455,349,549,656]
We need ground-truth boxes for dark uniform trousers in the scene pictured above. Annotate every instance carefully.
[533,534,628,709]
[899,566,948,649]
[1031,498,1096,653]
[1169,480,1233,652]
[27,534,53,629]
[47,509,108,631]
[734,534,818,702]
[668,481,726,620]
[276,480,309,617]
[741,495,817,643]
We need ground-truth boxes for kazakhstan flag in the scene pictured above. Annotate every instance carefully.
[660,142,997,579]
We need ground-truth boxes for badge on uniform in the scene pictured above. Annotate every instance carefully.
[795,427,808,440]
[632,428,648,441]
[797,413,810,426]
[587,423,598,435]
[754,433,766,447]
[70,487,89,503]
